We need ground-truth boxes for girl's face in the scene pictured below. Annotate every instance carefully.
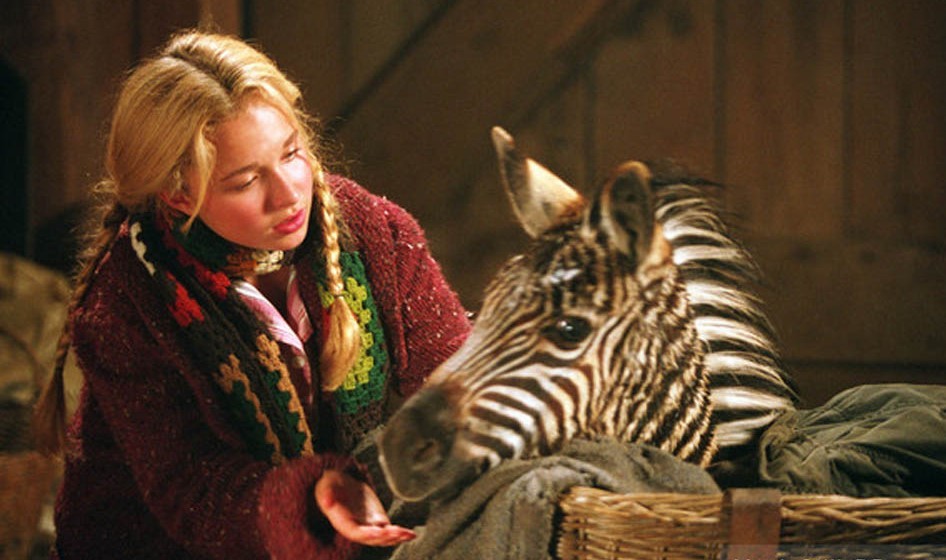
[173,98,314,252]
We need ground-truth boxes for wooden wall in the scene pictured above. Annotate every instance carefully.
[4,0,945,405]
[0,0,242,267]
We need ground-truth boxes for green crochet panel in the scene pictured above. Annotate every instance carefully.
[317,252,389,415]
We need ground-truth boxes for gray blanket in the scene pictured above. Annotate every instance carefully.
[384,439,719,560]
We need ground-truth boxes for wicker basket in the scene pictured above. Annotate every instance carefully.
[557,487,946,560]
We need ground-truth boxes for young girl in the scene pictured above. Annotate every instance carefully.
[34,30,470,559]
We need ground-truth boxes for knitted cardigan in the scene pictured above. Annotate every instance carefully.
[53,175,471,559]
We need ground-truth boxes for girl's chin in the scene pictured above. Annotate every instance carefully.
[267,229,308,252]
[232,224,309,253]
[273,236,305,251]
[260,241,304,253]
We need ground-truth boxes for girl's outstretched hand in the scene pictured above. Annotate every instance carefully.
[314,469,417,547]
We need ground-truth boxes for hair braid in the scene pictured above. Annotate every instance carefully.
[33,200,128,455]
[313,176,361,391]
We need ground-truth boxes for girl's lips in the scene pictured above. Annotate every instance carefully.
[274,209,306,234]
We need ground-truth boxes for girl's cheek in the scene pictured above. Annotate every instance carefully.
[291,164,314,195]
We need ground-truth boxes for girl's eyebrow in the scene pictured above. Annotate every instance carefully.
[219,130,299,181]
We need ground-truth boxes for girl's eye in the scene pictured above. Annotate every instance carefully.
[225,176,256,192]
[284,147,301,161]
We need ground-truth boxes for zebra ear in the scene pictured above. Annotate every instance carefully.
[491,126,586,238]
[588,161,669,267]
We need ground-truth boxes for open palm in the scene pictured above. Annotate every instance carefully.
[315,469,416,547]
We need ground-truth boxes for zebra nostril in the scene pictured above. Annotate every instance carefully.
[411,438,443,471]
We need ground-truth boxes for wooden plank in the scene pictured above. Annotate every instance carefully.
[0,1,31,45]
[787,362,946,407]
[904,4,946,242]
[348,0,445,96]
[249,0,347,118]
[200,0,242,35]
[515,72,593,193]
[136,0,201,56]
[33,0,135,225]
[747,236,946,366]
[593,1,717,181]
[721,0,845,238]
[849,0,946,242]
[724,489,781,560]
[18,0,70,233]
[428,183,528,312]
[72,0,137,192]
[439,76,592,309]
[848,0,908,241]
[332,0,644,229]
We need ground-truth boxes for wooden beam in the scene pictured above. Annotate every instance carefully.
[748,236,946,367]
[200,0,243,35]
[593,1,717,179]
[721,0,846,239]
[136,0,201,56]
[786,361,945,406]
[331,0,644,227]
[249,0,347,118]
[849,0,946,242]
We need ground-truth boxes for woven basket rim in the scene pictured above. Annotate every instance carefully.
[558,486,946,548]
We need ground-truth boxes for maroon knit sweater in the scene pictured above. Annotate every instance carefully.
[54,176,471,559]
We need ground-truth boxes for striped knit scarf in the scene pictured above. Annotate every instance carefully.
[129,213,392,459]
[129,213,314,464]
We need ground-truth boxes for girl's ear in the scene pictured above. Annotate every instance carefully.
[160,189,195,216]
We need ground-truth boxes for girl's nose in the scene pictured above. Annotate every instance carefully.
[269,170,301,209]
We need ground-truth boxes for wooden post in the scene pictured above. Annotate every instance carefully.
[724,488,782,560]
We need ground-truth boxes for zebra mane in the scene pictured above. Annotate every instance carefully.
[651,173,799,450]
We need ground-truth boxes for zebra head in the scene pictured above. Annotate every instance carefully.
[379,127,719,501]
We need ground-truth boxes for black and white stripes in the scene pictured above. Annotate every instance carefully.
[378,129,796,501]
[655,181,798,455]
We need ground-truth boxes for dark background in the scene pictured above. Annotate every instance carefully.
[2,0,945,405]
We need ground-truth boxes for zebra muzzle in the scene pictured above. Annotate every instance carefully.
[379,384,478,502]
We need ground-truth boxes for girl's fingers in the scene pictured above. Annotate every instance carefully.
[315,470,416,546]
[350,524,416,547]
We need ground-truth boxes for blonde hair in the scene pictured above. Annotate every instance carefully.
[34,30,360,454]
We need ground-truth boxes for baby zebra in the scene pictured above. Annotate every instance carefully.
[379,127,798,501]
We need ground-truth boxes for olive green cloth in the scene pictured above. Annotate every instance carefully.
[756,383,946,497]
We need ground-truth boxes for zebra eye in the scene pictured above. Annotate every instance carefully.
[543,316,592,348]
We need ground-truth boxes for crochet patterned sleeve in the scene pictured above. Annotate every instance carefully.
[62,262,363,560]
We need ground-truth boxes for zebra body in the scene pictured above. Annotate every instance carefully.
[379,127,797,501]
